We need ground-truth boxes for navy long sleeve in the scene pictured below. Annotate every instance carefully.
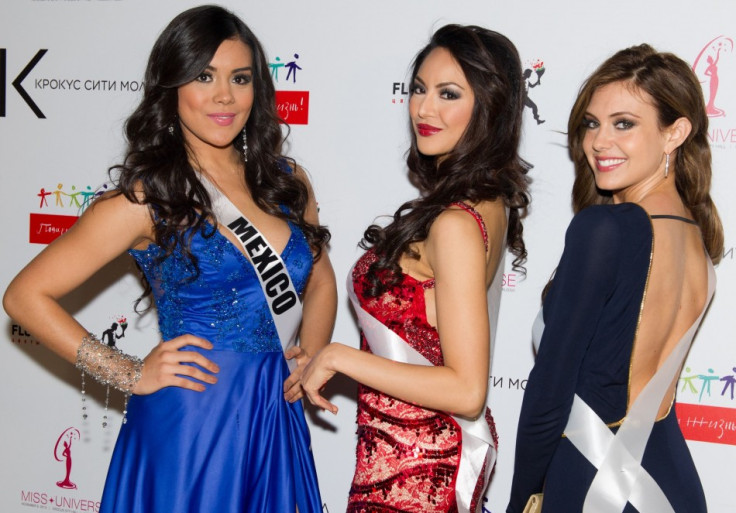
[507,204,651,513]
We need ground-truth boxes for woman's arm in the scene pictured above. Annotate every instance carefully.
[301,207,496,418]
[506,206,624,513]
[283,167,338,402]
[3,192,219,395]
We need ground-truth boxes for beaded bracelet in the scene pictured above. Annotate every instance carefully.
[75,333,143,427]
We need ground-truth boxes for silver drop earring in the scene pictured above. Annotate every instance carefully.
[242,127,248,162]
[664,153,670,179]
[168,123,174,135]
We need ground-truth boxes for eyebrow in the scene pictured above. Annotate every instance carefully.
[584,110,642,119]
[413,75,466,90]
[204,65,253,73]
[609,110,641,118]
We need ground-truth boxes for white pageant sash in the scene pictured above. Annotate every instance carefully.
[199,175,303,371]
[532,258,715,513]
[346,267,499,513]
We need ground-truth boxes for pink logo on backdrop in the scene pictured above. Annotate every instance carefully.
[54,427,80,489]
[693,36,734,118]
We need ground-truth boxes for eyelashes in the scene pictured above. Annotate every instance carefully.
[232,73,253,85]
[439,88,460,100]
[409,83,461,99]
[581,117,598,129]
[581,117,636,130]
[193,72,253,85]
[410,83,425,95]
[614,118,635,129]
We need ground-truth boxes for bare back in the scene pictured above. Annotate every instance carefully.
[630,212,710,417]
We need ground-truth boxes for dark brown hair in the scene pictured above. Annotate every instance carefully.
[109,5,330,304]
[362,24,531,295]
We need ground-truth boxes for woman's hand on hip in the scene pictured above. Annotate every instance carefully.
[132,334,219,395]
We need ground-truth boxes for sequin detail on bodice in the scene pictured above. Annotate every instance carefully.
[347,202,497,513]
[128,222,312,353]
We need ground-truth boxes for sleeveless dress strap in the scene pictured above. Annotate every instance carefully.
[650,214,698,225]
[421,202,490,290]
[449,202,489,251]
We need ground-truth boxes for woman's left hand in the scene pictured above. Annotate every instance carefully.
[300,344,340,414]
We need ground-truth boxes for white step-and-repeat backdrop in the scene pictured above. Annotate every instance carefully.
[1,1,734,512]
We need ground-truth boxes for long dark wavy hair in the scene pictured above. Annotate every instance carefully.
[568,44,723,263]
[361,24,531,296]
[109,5,330,301]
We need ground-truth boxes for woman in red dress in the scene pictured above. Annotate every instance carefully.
[302,25,530,512]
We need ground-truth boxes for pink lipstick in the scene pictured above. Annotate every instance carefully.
[594,157,626,172]
[208,113,236,126]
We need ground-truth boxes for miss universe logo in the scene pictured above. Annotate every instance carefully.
[54,427,80,489]
[693,36,733,118]
[18,427,100,511]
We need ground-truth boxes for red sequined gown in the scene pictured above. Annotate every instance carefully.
[347,204,498,513]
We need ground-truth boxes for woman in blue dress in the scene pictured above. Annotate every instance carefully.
[3,5,336,512]
[507,45,723,513]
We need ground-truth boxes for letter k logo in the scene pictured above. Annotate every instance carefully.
[1,49,48,118]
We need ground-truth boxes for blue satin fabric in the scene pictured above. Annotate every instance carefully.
[101,221,322,512]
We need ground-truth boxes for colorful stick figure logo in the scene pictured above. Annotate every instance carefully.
[693,36,734,118]
[270,53,302,83]
[54,427,80,489]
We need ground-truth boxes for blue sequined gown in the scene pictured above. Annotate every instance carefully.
[100,221,322,512]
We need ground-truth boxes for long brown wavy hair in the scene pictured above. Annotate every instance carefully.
[568,44,723,263]
[361,25,531,296]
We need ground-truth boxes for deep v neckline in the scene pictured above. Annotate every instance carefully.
[199,171,296,263]
[210,219,296,266]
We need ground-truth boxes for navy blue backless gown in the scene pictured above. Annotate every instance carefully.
[100,219,322,512]
[507,204,709,513]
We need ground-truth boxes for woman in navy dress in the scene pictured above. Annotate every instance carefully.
[507,45,723,513]
[3,6,336,512]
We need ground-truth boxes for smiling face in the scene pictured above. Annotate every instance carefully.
[409,47,475,158]
[582,81,673,202]
[177,38,254,156]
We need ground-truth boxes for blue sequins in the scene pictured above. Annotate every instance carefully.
[128,221,312,353]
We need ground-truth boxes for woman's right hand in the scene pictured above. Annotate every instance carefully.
[132,334,219,395]
[300,343,341,415]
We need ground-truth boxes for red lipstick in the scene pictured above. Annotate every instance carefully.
[416,123,441,136]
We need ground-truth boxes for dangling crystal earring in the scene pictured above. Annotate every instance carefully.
[242,127,248,162]
[664,153,670,179]
[168,123,174,135]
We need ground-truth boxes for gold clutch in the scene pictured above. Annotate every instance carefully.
[522,493,543,513]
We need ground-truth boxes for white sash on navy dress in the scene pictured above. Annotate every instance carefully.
[531,257,715,513]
